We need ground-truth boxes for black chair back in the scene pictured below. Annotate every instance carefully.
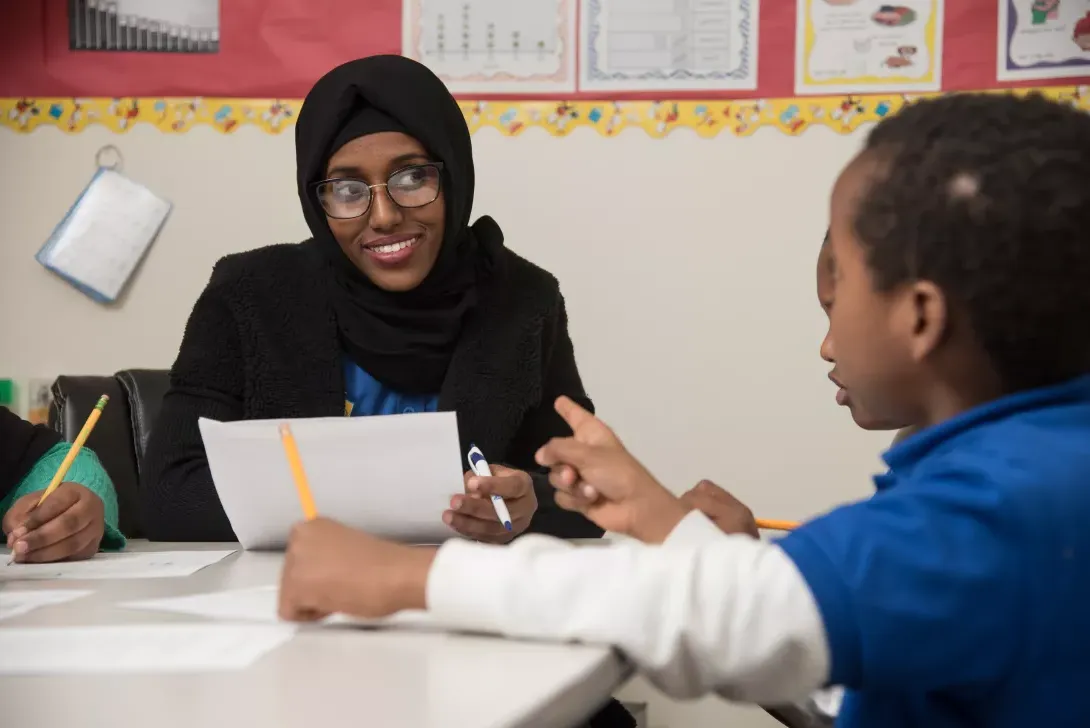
[49,369,169,538]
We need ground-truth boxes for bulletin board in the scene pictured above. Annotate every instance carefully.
[1,0,1088,138]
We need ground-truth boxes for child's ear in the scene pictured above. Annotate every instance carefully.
[907,280,948,362]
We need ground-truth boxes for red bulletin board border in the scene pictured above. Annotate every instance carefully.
[1,0,1088,100]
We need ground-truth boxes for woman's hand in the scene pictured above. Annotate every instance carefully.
[535,397,690,544]
[3,483,105,563]
[444,466,537,543]
[279,517,435,622]
[679,480,759,538]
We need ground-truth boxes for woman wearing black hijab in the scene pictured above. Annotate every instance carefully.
[140,56,602,544]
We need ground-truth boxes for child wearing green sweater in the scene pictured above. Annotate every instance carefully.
[1,407,124,562]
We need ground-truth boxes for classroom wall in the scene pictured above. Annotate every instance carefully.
[0,123,889,727]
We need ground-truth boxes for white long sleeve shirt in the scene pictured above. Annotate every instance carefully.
[426,511,830,705]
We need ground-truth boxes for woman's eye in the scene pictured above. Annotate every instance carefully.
[391,166,431,189]
[332,182,366,202]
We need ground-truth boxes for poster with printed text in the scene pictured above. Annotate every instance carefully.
[795,0,944,95]
[579,0,759,92]
[999,0,1090,81]
[402,0,577,93]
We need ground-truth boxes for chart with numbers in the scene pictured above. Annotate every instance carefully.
[402,0,577,93]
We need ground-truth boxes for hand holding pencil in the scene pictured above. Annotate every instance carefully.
[4,395,109,564]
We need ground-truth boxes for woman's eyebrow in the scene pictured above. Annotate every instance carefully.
[389,152,430,166]
[326,154,430,179]
[326,165,363,178]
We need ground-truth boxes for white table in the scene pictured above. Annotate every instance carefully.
[0,541,630,728]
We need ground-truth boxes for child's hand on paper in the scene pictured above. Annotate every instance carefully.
[3,482,105,563]
[535,397,691,544]
[279,517,435,622]
[679,480,759,538]
[445,466,537,543]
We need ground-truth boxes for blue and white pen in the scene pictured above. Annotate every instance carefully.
[467,444,513,531]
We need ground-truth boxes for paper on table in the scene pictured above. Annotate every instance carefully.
[0,624,295,675]
[122,586,442,631]
[0,550,235,582]
[199,413,464,549]
[0,589,92,621]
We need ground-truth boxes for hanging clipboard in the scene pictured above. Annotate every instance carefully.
[36,146,172,304]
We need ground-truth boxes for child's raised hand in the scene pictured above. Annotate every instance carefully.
[535,397,691,543]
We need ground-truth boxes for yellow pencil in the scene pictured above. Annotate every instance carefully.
[756,518,800,532]
[278,423,317,520]
[36,394,109,507]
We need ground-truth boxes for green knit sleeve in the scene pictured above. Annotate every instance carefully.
[0,443,126,550]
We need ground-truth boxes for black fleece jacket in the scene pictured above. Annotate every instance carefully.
[140,241,603,542]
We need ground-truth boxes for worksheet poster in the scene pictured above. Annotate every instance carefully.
[579,0,759,92]
[795,0,944,95]
[999,0,1090,81]
[402,0,577,93]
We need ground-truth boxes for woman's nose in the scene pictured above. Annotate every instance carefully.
[368,186,403,231]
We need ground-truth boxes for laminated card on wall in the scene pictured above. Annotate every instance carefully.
[36,165,172,304]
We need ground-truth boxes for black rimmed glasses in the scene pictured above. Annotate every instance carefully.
[313,162,445,220]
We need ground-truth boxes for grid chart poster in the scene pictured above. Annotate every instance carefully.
[999,0,1090,81]
[69,0,220,53]
[795,0,943,95]
[579,0,759,92]
[402,0,577,93]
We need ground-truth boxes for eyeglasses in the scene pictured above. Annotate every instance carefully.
[313,162,445,220]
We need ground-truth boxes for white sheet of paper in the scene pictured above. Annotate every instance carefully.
[0,624,295,675]
[199,413,464,549]
[0,589,92,621]
[0,550,235,582]
[122,586,440,631]
[579,0,759,92]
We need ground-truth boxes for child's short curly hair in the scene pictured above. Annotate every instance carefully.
[854,93,1090,392]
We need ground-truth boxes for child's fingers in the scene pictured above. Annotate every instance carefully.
[553,396,600,434]
[548,464,580,491]
[535,436,597,470]
[14,501,96,554]
[20,486,81,532]
[554,490,592,514]
[14,520,99,563]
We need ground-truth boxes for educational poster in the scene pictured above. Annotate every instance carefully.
[579,0,759,92]
[69,0,220,53]
[998,1,1090,81]
[402,0,577,93]
[795,0,944,94]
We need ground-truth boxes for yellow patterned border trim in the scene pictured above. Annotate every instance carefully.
[2,87,1087,137]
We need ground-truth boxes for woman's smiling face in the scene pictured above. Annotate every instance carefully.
[321,131,446,292]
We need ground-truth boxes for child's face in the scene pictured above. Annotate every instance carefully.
[817,241,905,431]
[823,155,932,429]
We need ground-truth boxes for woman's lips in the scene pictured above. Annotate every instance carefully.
[359,234,420,267]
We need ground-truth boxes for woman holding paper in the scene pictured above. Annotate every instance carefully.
[142,55,602,545]
[1,407,124,561]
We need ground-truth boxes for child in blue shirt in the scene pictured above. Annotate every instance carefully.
[274,93,1090,728]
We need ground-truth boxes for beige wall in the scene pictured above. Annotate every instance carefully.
[0,122,889,727]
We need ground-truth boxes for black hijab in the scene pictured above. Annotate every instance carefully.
[1,406,61,502]
[295,55,503,394]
